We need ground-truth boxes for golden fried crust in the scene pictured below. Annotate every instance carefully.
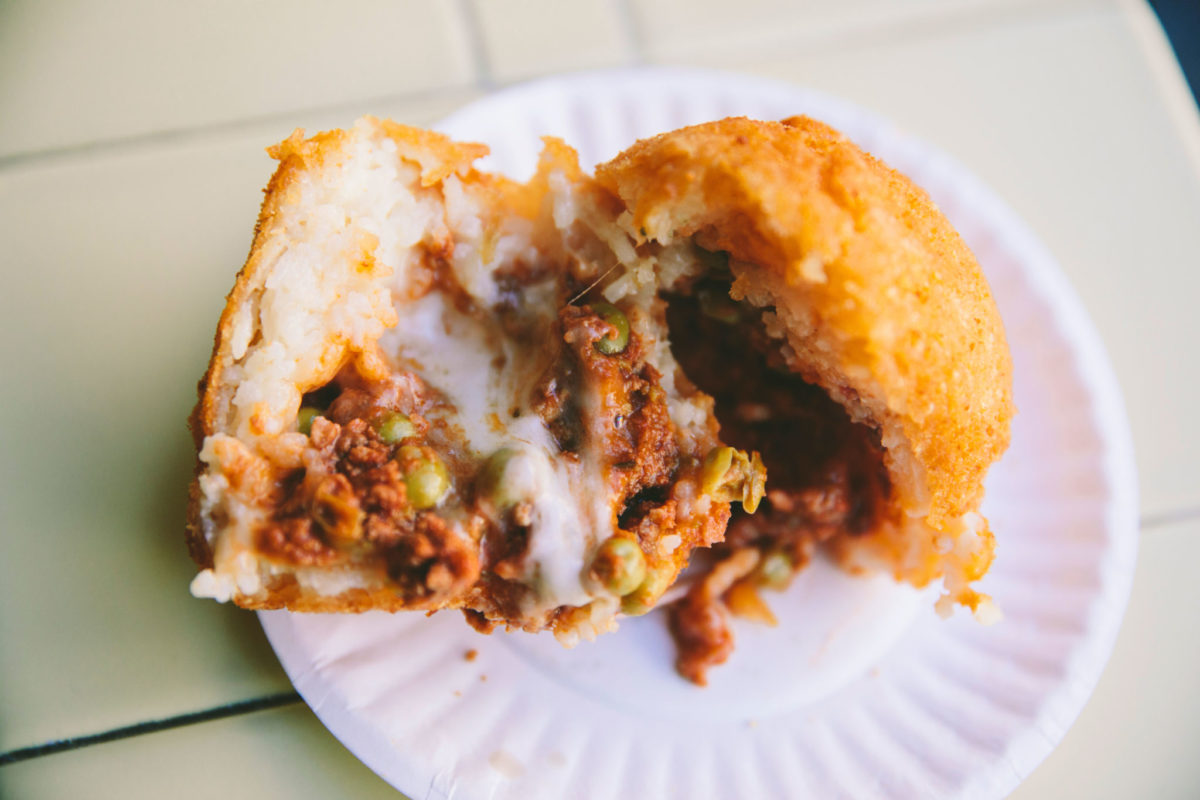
[596,116,1013,530]
[186,119,491,572]
[231,579,448,613]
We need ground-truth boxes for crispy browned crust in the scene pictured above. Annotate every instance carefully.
[231,577,430,613]
[596,116,1013,532]
[188,115,1011,617]
[186,120,491,595]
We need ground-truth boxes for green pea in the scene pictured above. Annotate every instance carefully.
[398,445,450,510]
[700,446,736,496]
[591,301,630,355]
[591,536,647,596]
[743,451,766,514]
[297,406,321,435]
[620,564,673,616]
[374,411,416,443]
[699,446,766,513]
[758,551,793,589]
[697,286,741,325]
[476,447,521,511]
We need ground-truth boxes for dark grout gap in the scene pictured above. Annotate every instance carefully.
[1149,0,1200,108]
[0,691,302,767]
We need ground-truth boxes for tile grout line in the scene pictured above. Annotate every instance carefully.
[612,0,648,65]
[0,691,302,767]
[1118,0,1200,182]
[454,0,495,90]
[0,83,482,173]
[0,0,1099,171]
[0,504,1192,767]
[644,0,1103,68]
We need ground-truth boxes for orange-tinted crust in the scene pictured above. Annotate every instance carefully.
[188,115,1012,621]
[186,120,491,575]
[596,116,1013,533]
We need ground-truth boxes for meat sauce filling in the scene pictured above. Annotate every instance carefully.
[250,261,884,683]
[664,279,892,684]
[254,290,725,632]
[256,386,480,609]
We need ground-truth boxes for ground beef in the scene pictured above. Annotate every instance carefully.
[555,303,679,501]
[256,515,340,567]
[462,608,499,634]
[531,365,584,454]
[463,301,691,629]
[326,387,385,426]
[662,282,894,684]
[667,547,760,685]
[255,391,479,605]
[665,283,890,554]
[669,592,734,686]
[385,512,479,608]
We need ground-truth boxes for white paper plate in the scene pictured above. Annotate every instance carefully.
[260,68,1139,799]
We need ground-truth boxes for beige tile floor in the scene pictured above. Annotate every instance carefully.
[0,1,477,158]
[1,0,1197,797]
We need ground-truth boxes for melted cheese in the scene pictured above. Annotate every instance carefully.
[380,289,616,614]
[495,447,596,609]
